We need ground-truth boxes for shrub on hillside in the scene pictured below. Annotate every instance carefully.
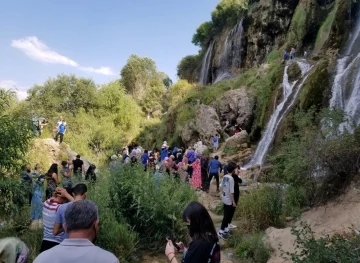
[87,171,138,262]
[108,166,197,251]
[237,185,284,231]
[229,233,271,263]
[285,222,360,262]
[270,109,360,205]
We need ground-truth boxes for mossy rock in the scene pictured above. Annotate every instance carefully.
[298,60,330,111]
[288,62,302,82]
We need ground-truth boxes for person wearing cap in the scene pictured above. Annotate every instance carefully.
[34,200,119,263]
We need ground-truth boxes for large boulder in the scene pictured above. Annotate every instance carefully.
[180,105,222,147]
[224,130,250,150]
[218,88,256,131]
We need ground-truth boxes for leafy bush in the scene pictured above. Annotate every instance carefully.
[285,223,360,262]
[192,0,248,48]
[177,54,202,82]
[282,186,307,218]
[270,109,360,205]
[229,232,271,263]
[237,185,284,231]
[87,169,138,262]
[108,166,197,251]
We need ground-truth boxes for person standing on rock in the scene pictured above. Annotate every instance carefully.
[218,162,237,240]
[213,134,220,152]
[206,156,222,193]
[55,120,66,144]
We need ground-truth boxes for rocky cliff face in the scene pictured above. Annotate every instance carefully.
[201,0,341,85]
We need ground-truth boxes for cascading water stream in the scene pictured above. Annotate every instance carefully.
[213,19,244,84]
[199,40,215,85]
[329,13,360,132]
[242,61,312,169]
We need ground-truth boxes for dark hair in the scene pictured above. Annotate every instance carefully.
[182,201,218,243]
[214,155,219,160]
[61,160,67,167]
[76,154,80,159]
[144,150,148,154]
[47,163,58,175]
[227,161,238,174]
[73,183,87,196]
[64,187,73,196]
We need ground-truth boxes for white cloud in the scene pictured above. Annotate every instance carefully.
[80,66,116,76]
[12,37,78,67]
[0,80,28,101]
[11,36,116,76]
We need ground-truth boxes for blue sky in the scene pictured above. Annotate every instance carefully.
[0,0,218,99]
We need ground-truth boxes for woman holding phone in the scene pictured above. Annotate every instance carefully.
[165,201,220,263]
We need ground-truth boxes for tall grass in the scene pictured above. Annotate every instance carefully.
[108,166,197,251]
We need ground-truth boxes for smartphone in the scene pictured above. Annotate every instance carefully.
[167,236,181,251]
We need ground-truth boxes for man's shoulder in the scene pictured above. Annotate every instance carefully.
[93,246,119,261]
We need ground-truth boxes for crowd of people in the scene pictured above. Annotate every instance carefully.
[2,136,246,263]
[115,140,245,242]
[19,155,96,227]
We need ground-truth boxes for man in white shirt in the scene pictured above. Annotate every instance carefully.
[34,200,119,263]
[218,161,238,240]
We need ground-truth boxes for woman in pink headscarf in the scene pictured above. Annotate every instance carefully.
[190,157,202,189]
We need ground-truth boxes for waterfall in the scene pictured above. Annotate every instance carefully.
[199,40,215,85]
[242,61,312,169]
[329,14,360,132]
[213,19,244,84]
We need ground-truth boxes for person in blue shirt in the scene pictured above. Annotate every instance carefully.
[161,144,169,161]
[206,156,223,193]
[141,150,149,172]
[53,184,87,238]
[186,147,196,178]
[55,120,66,144]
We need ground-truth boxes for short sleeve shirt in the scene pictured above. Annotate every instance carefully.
[221,174,234,205]
[55,202,73,238]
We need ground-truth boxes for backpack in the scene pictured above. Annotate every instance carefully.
[213,136,218,143]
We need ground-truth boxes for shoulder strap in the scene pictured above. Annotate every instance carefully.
[207,242,218,263]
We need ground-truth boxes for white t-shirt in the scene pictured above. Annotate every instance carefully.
[221,174,234,205]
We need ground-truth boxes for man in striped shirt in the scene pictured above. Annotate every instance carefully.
[39,187,73,253]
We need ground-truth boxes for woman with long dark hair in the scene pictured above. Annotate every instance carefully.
[165,201,220,263]
[45,163,59,199]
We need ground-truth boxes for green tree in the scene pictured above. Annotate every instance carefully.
[177,54,202,82]
[27,74,97,117]
[0,89,32,172]
[120,55,159,102]
[168,80,194,107]
[192,21,214,47]
[140,78,165,118]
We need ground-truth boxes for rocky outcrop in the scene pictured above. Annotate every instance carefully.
[218,88,256,131]
[181,105,222,147]
[224,130,250,150]
[243,0,300,68]
[287,62,302,82]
